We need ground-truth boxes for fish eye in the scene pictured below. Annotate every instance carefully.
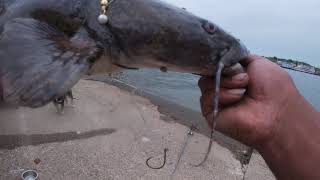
[202,21,217,35]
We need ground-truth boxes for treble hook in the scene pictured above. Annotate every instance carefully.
[146,148,168,169]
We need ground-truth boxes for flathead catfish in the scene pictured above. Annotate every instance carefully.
[0,0,249,107]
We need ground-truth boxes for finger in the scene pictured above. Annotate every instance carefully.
[221,73,249,89]
[198,73,249,93]
[221,88,246,105]
[200,88,246,117]
[198,76,215,94]
[223,63,245,76]
[200,91,212,117]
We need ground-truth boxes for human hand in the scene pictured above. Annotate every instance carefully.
[199,55,300,148]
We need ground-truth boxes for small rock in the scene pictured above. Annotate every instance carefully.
[34,158,41,165]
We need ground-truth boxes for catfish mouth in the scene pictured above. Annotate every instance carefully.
[195,43,250,76]
[200,40,250,76]
[220,40,250,67]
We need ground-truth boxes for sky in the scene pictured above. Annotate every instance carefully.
[165,0,320,67]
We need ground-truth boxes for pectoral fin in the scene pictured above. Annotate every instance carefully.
[0,18,102,107]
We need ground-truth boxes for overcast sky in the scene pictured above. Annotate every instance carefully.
[165,0,320,66]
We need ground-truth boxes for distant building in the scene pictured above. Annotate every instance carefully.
[296,64,315,73]
[309,67,316,73]
[279,61,296,69]
[274,60,281,65]
[266,56,318,75]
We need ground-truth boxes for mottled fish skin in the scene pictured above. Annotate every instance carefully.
[0,1,3,15]
[1,0,248,73]
[104,0,249,74]
[0,0,249,107]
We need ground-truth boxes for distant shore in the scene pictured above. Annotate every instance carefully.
[266,56,320,76]
[280,66,319,76]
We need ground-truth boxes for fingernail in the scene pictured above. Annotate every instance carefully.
[226,89,246,95]
[232,73,247,81]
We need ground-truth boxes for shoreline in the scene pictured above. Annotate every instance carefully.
[280,66,320,76]
[88,76,251,165]
[266,57,320,76]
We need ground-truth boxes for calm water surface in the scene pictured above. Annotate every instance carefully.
[116,69,320,112]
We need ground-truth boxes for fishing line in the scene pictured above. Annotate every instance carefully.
[171,125,196,177]
[107,66,225,169]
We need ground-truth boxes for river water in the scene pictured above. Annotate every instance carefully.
[115,69,320,112]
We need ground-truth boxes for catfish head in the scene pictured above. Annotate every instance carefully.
[86,0,249,75]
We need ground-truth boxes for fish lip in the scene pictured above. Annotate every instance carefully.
[198,41,249,76]
[219,41,250,67]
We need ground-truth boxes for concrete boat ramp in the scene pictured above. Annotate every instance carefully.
[0,80,275,180]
